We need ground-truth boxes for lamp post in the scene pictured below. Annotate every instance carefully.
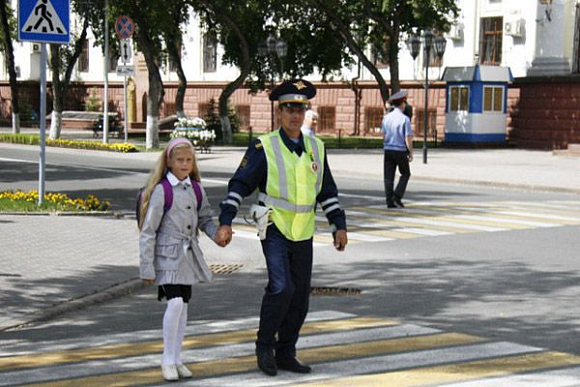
[407,30,446,164]
[259,35,287,131]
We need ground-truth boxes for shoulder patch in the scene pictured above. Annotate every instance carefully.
[255,142,263,150]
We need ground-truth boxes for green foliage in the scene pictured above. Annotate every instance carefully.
[202,98,242,142]
[85,90,101,112]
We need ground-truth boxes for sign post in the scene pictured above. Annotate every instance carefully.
[115,15,135,143]
[18,0,70,206]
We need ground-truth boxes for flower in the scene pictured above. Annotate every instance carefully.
[173,117,207,129]
[171,116,215,151]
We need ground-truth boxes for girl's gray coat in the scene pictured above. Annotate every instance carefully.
[139,178,217,285]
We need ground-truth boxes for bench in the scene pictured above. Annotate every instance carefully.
[47,111,122,138]
[90,113,122,138]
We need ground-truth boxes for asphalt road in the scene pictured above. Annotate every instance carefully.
[2,145,580,386]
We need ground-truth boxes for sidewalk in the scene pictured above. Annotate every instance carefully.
[1,139,579,331]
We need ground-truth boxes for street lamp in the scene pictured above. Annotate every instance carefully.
[259,35,287,131]
[407,30,446,164]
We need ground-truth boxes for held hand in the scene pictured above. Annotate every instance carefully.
[214,225,233,247]
[333,229,348,251]
[142,279,155,285]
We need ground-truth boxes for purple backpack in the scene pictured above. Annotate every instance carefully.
[136,176,202,227]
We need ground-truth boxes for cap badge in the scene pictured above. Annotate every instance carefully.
[294,81,307,90]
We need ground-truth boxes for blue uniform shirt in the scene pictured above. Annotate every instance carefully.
[381,108,413,151]
[219,129,347,232]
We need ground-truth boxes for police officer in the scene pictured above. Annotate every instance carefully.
[216,79,348,377]
[382,90,414,208]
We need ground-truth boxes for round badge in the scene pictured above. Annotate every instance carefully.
[311,162,318,172]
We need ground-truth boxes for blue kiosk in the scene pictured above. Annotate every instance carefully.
[442,65,513,143]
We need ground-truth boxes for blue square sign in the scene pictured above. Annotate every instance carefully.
[18,0,70,44]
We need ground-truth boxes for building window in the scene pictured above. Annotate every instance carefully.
[203,33,217,73]
[449,86,469,112]
[364,107,384,134]
[483,86,504,112]
[78,40,89,72]
[235,105,251,130]
[479,16,503,65]
[318,106,336,132]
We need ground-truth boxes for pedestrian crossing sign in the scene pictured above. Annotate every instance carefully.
[18,0,70,44]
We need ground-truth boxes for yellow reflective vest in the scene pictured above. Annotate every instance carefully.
[258,130,325,241]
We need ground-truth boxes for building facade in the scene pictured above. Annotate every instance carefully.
[2,0,580,147]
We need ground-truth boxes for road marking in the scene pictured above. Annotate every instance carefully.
[294,351,580,387]
[0,316,395,371]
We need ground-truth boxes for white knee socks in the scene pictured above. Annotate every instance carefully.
[174,301,188,364]
[162,297,188,365]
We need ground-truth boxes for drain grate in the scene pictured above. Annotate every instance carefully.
[310,286,362,296]
[209,264,243,275]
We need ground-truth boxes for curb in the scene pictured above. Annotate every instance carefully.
[0,278,147,332]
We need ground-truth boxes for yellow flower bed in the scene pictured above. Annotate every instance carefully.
[0,134,137,153]
[0,190,110,212]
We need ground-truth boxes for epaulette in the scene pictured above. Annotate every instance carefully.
[255,142,263,150]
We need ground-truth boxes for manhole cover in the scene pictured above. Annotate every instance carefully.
[310,286,361,296]
[209,264,243,275]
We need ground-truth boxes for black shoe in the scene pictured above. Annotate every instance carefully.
[276,356,312,374]
[256,348,277,376]
[387,201,396,208]
[394,197,405,208]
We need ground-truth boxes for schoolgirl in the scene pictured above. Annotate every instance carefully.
[139,137,228,381]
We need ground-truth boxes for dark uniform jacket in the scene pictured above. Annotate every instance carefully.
[219,129,347,232]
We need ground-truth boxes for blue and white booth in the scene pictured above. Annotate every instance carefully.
[442,65,513,143]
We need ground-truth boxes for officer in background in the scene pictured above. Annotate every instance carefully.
[216,79,348,377]
[382,90,414,208]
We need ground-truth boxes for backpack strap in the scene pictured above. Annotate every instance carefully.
[160,177,174,214]
[161,176,202,213]
[192,180,203,212]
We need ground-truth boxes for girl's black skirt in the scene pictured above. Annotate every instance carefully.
[158,284,192,303]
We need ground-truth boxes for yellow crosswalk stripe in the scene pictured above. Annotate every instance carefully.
[0,317,396,371]
[295,351,580,387]
[18,332,483,387]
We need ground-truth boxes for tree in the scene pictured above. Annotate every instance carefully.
[307,0,459,105]
[160,0,190,118]
[47,17,89,139]
[0,0,20,133]
[194,0,351,141]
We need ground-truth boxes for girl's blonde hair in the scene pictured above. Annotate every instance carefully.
[138,141,200,230]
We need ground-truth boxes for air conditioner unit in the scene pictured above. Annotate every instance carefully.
[504,19,525,38]
[446,23,464,41]
[31,43,40,53]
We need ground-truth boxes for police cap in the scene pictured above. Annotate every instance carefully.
[388,90,408,105]
[269,79,316,108]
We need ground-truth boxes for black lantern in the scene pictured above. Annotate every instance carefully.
[259,34,287,131]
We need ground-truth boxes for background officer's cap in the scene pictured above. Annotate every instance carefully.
[388,90,408,104]
[269,79,316,108]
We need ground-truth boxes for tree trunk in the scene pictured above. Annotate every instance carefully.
[49,45,63,140]
[388,26,401,93]
[198,0,251,144]
[47,20,87,139]
[1,0,20,133]
[136,27,164,149]
[168,42,187,118]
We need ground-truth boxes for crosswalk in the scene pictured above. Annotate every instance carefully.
[2,310,580,386]
[233,200,580,245]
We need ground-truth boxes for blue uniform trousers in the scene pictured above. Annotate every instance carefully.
[256,224,313,357]
[383,149,411,203]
